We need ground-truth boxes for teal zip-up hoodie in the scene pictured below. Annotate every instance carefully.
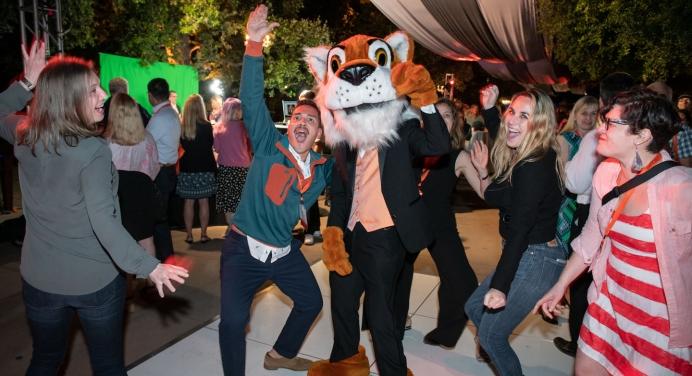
[234,53,331,247]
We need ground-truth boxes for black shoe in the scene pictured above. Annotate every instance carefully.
[423,333,454,350]
[540,310,559,325]
[553,337,577,357]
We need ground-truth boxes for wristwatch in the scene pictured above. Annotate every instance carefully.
[19,77,35,91]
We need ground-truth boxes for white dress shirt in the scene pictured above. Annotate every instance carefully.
[147,102,181,165]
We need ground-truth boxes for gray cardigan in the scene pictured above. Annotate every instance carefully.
[1,82,159,295]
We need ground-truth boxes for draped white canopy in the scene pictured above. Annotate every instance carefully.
[371,0,558,84]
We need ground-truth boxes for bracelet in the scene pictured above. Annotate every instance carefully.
[19,77,35,91]
[480,173,489,180]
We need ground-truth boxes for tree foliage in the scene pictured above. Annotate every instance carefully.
[46,0,330,99]
[538,0,692,82]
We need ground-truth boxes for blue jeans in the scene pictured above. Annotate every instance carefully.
[22,275,127,376]
[219,231,322,376]
[465,242,566,376]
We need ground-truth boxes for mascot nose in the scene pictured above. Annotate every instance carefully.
[339,65,374,86]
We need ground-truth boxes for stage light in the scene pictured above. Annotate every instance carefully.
[209,79,224,96]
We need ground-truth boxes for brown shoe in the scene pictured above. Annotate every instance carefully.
[264,352,314,371]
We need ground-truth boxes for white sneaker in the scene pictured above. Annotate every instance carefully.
[304,234,315,245]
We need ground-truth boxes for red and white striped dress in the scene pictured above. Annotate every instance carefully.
[579,211,692,376]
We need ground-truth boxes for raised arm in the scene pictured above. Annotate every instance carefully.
[404,109,451,157]
[455,149,484,198]
[565,128,600,195]
[239,5,281,155]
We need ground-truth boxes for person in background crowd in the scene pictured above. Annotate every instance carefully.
[552,72,635,357]
[646,80,673,101]
[213,97,252,236]
[464,89,566,376]
[147,77,181,261]
[535,89,691,375]
[178,94,217,243]
[105,93,160,257]
[209,94,223,125]
[102,76,150,127]
[670,108,691,167]
[0,41,188,375]
[298,89,324,246]
[169,90,180,114]
[398,97,479,350]
[677,93,691,112]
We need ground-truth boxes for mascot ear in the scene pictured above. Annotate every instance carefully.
[304,46,331,86]
[385,31,414,63]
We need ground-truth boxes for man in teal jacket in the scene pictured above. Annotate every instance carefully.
[218,5,331,375]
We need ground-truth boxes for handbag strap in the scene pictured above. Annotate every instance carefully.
[601,155,676,238]
[601,159,678,206]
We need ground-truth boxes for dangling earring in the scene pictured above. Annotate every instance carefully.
[632,143,643,173]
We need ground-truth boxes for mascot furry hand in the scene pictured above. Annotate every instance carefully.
[305,31,435,282]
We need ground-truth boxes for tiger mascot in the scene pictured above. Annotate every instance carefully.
[304,32,449,376]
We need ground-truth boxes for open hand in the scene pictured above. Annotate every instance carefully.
[149,263,189,298]
[532,283,567,319]
[471,140,489,174]
[483,288,506,309]
[247,4,279,43]
[22,38,46,86]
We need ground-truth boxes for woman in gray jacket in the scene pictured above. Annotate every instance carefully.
[1,41,189,375]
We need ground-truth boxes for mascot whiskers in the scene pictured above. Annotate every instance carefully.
[305,31,449,376]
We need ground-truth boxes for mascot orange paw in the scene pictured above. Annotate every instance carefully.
[322,226,352,276]
[307,346,370,376]
[391,61,437,108]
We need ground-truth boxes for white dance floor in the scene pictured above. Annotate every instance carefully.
[129,261,574,375]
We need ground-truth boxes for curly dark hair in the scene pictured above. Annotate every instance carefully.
[600,88,681,153]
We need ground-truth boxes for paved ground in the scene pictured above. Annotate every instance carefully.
[0,179,504,375]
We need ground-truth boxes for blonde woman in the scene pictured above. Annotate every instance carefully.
[558,96,599,165]
[0,53,187,374]
[105,93,160,258]
[463,89,566,376]
[177,94,217,243]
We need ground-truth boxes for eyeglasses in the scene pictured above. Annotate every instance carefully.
[602,118,630,131]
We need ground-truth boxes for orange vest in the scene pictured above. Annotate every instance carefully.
[347,149,394,232]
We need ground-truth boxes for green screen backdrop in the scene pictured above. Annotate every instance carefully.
[99,53,198,113]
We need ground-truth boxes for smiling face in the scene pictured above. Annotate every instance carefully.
[576,104,598,135]
[287,104,322,159]
[85,72,107,124]
[503,95,534,149]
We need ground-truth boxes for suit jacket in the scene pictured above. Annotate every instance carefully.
[327,110,450,253]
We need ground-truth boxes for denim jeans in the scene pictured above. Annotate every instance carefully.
[22,274,127,376]
[219,231,322,376]
[465,242,567,376]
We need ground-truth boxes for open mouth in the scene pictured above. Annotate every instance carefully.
[293,127,309,142]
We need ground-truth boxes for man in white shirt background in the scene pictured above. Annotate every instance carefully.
[146,78,181,261]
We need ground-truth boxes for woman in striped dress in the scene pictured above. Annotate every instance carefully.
[535,89,692,375]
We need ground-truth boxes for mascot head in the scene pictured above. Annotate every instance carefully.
[305,32,431,149]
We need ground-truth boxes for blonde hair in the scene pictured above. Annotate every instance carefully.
[181,94,207,140]
[560,95,598,135]
[104,93,146,146]
[17,56,101,153]
[491,89,564,187]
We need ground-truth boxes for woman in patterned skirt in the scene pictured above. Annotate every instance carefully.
[177,94,217,243]
[535,89,692,375]
[213,97,252,235]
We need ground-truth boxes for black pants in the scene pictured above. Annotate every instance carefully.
[153,166,176,261]
[306,202,321,234]
[394,230,477,347]
[329,223,407,376]
[568,202,592,342]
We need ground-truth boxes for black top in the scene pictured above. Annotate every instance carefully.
[482,107,501,141]
[179,121,217,173]
[484,149,562,294]
[420,149,461,234]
